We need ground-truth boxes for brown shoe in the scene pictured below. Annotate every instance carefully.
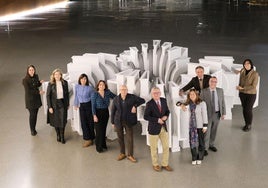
[127,156,137,163]
[117,153,126,161]
[162,165,173,171]
[153,165,161,172]
[83,140,93,148]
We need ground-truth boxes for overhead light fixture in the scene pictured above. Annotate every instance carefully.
[0,1,69,22]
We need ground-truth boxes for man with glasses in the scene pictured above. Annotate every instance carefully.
[144,87,173,172]
[200,76,226,156]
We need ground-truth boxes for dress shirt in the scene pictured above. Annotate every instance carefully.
[91,89,116,115]
[56,81,63,99]
[74,84,94,106]
[199,77,203,90]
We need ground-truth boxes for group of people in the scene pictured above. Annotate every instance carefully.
[177,59,258,165]
[22,58,258,171]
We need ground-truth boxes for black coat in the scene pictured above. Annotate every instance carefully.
[46,80,69,127]
[111,93,145,127]
[144,97,170,135]
[181,74,211,93]
[22,74,42,110]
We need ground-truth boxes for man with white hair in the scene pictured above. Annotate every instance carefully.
[144,87,173,172]
[111,85,145,163]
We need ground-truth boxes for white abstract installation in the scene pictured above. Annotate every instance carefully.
[42,40,260,153]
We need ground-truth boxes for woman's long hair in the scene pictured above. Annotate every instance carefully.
[49,68,63,84]
[185,89,202,105]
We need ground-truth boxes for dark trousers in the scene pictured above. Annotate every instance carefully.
[205,112,220,150]
[239,93,256,126]
[190,128,205,161]
[116,122,134,156]
[28,108,39,133]
[80,102,95,140]
[94,108,109,151]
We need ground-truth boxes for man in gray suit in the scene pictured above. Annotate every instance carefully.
[200,76,226,156]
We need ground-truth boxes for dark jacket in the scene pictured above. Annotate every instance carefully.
[46,80,69,126]
[111,93,145,127]
[181,74,211,93]
[144,97,170,135]
[22,74,42,109]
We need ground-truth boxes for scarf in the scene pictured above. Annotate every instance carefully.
[189,102,198,149]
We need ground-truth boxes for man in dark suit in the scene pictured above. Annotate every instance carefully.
[200,76,226,155]
[179,65,211,96]
[144,87,173,172]
[111,85,145,163]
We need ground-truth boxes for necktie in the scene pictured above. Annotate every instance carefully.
[199,79,203,89]
[157,101,161,113]
[212,90,215,112]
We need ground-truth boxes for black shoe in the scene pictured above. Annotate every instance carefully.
[61,137,66,144]
[243,125,251,132]
[209,146,217,152]
[242,125,248,131]
[31,130,37,136]
[96,148,103,153]
[204,150,208,156]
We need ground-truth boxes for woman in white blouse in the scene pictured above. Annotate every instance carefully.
[47,69,69,144]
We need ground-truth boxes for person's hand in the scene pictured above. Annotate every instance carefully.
[39,90,45,95]
[181,104,187,111]
[158,118,164,124]
[179,90,184,97]
[112,124,115,129]
[74,106,79,110]
[131,106,136,113]
[40,80,45,84]
[221,115,225,120]
[93,115,98,123]
[236,86,243,90]
[49,108,53,114]
[233,70,240,74]
[202,127,207,133]
[161,116,168,121]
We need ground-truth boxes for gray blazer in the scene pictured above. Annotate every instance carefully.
[200,87,226,118]
[186,101,208,128]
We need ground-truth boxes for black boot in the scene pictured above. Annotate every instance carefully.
[243,125,251,132]
[242,125,248,131]
[60,128,65,144]
[55,128,60,142]
[31,128,37,136]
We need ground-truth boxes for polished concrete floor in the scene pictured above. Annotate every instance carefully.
[0,0,268,188]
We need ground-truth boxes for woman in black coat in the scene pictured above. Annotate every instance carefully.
[46,69,69,144]
[22,65,44,136]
